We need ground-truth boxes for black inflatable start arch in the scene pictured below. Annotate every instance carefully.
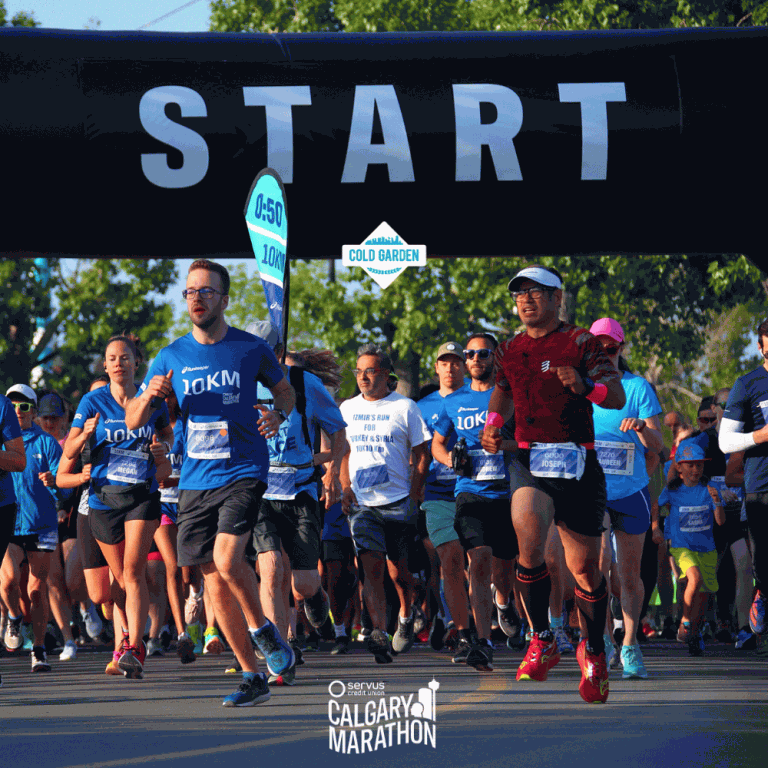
[1,26,765,269]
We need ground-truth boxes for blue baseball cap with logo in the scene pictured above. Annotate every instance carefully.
[676,441,707,463]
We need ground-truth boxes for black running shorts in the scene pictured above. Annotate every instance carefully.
[177,478,266,567]
[253,491,322,571]
[89,491,161,546]
[510,448,607,537]
[454,493,518,560]
[77,512,108,570]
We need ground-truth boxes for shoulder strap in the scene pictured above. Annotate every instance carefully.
[289,366,312,449]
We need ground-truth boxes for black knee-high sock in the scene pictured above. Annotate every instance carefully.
[575,578,608,654]
[516,563,551,634]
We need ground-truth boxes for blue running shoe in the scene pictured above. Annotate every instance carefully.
[735,627,757,650]
[250,619,295,676]
[749,590,767,635]
[222,672,271,707]
[620,644,648,679]
[553,626,574,655]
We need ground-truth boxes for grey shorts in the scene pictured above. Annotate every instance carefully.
[421,499,460,549]
[348,497,417,563]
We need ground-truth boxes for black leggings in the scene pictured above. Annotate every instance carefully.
[745,494,768,593]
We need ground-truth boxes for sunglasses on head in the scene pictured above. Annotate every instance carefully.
[12,402,33,412]
[464,349,493,360]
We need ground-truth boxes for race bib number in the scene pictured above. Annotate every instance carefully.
[595,440,635,476]
[264,466,297,501]
[187,420,231,460]
[679,504,711,534]
[760,400,768,423]
[529,443,586,480]
[356,464,390,492]
[436,463,457,481]
[160,468,181,504]
[106,448,150,484]
[469,450,505,481]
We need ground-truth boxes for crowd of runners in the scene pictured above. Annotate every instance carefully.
[0,260,766,706]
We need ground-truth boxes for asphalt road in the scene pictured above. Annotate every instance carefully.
[2,638,766,768]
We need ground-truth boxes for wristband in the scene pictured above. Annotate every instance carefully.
[586,383,608,405]
[486,412,505,428]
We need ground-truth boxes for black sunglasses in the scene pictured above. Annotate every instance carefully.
[464,349,493,360]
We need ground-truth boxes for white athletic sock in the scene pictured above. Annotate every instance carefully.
[495,600,509,610]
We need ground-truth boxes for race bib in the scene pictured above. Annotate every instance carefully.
[160,467,181,504]
[355,464,390,492]
[529,442,586,480]
[187,420,231,460]
[37,529,59,551]
[595,440,635,476]
[760,399,768,423]
[679,504,711,534]
[469,450,505,482]
[436,463,457,482]
[264,466,297,501]
[106,448,150,484]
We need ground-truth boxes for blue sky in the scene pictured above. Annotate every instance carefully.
[12,0,212,32]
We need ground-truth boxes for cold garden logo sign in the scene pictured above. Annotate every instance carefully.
[327,678,439,754]
[342,222,426,289]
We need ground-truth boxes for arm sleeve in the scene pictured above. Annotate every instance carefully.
[718,417,757,454]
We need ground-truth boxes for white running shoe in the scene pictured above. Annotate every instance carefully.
[60,640,78,661]
[81,603,103,641]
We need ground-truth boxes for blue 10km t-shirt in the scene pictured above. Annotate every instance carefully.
[418,389,458,503]
[433,384,513,500]
[72,385,170,512]
[0,394,22,507]
[143,328,284,491]
[256,367,347,502]
[658,482,717,553]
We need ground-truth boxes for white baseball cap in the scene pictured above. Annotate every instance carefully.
[6,384,37,405]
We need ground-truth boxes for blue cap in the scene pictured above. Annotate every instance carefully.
[676,441,707,463]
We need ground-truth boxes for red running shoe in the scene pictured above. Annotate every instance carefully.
[576,640,609,704]
[118,640,147,679]
[516,633,561,681]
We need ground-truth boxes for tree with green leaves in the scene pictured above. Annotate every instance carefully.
[1,259,177,401]
[0,0,39,27]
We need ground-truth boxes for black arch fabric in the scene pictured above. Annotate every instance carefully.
[1,26,766,268]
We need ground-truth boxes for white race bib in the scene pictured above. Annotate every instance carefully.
[187,420,231,460]
[436,463,457,481]
[468,449,505,481]
[264,466,297,501]
[530,442,586,480]
[679,504,711,534]
[595,440,635,476]
[106,448,150,484]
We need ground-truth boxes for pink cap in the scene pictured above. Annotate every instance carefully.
[589,317,624,344]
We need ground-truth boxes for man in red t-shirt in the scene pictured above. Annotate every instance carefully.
[482,265,625,703]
